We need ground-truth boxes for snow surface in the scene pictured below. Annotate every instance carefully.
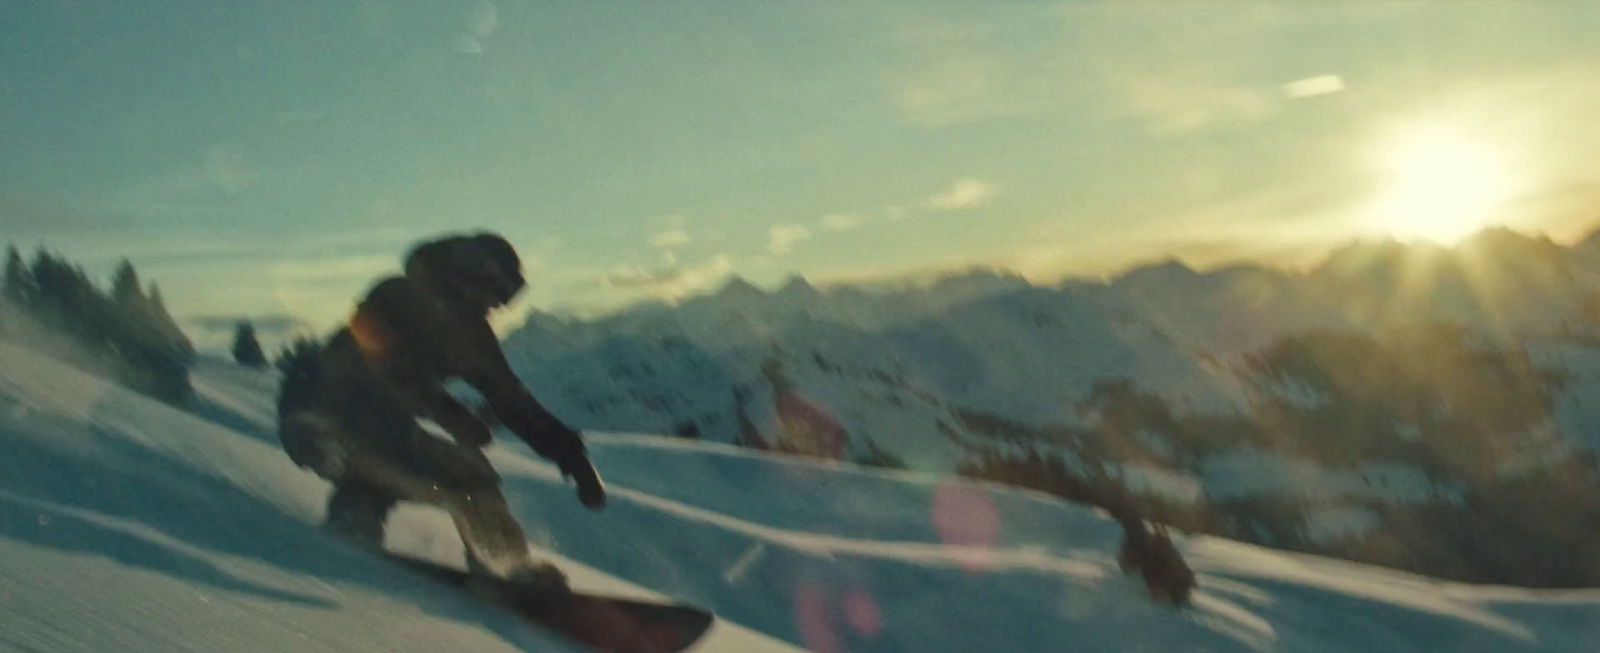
[4,341,1600,652]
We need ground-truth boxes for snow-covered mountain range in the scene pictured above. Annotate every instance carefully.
[7,339,1600,652]
[502,227,1600,587]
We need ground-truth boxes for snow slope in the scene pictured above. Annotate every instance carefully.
[0,344,790,653]
[4,342,1600,652]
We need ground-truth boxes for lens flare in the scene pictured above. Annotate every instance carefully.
[793,582,841,653]
[842,588,884,637]
[930,482,1001,573]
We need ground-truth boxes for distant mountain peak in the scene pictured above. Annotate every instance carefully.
[1576,223,1600,250]
[1113,258,1200,286]
[1315,236,1445,278]
[715,275,766,299]
[925,266,1031,292]
[777,274,818,297]
[1458,225,1561,257]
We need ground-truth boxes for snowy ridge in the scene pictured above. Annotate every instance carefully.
[500,227,1600,585]
[5,340,1600,651]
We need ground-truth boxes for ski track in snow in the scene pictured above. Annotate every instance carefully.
[3,341,1600,652]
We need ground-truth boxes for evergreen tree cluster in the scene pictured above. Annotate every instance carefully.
[0,245,195,405]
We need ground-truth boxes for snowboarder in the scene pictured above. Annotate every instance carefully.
[276,232,604,589]
[1115,509,1196,606]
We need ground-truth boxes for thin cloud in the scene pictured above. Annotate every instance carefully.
[649,214,689,230]
[887,12,1066,128]
[58,139,292,234]
[358,1,395,37]
[456,2,499,54]
[604,265,677,288]
[768,224,812,256]
[598,255,734,300]
[897,59,1001,127]
[1007,175,1368,282]
[187,314,311,333]
[820,213,862,232]
[107,140,260,213]
[470,2,499,38]
[925,178,996,211]
[1113,69,1277,135]
[661,254,735,300]
[267,255,397,282]
[652,230,692,248]
[204,140,256,193]
[1284,75,1346,99]
[255,255,404,332]
[454,36,485,54]
[892,57,1055,128]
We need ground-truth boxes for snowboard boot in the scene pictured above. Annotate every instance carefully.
[507,560,570,596]
[322,483,397,549]
[449,489,571,594]
[465,550,569,598]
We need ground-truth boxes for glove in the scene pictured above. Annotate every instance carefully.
[559,455,607,511]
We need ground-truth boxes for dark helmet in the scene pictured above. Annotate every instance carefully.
[404,232,526,310]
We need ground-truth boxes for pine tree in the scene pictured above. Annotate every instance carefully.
[28,249,102,334]
[28,249,60,312]
[232,321,267,368]
[146,284,195,361]
[4,247,196,404]
[3,245,34,306]
[110,259,146,309]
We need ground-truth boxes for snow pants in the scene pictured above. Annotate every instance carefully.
[279,411,539,578]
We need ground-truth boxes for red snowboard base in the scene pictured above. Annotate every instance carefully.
[385,553,714,653]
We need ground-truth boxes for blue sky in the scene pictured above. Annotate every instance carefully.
[4,2,1600,339]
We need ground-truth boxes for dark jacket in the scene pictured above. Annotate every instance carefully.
[279,276,584,470]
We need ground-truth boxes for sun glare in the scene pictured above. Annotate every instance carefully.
[1368,126,1516,245]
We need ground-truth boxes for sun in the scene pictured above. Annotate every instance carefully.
[1367,126,1516,245]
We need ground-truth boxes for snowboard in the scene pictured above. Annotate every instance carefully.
[384,552,715,653]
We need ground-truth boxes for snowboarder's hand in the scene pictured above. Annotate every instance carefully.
[559,456,606,511]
